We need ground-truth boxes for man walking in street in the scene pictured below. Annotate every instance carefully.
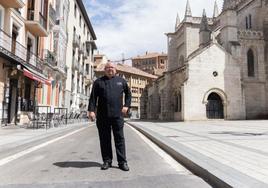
[88,62,131,171]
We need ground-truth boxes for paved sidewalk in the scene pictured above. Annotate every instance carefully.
[0,122,92,159]
[127,120,268,188]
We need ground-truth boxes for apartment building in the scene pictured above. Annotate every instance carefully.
[35,0,70,117]
[0,0,94,126]
[93,53,108,68]
[64,0,97,113]
[94,63,157,118]
[0,0,59,125]
[132,52,167,76]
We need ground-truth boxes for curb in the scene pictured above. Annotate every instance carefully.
[126,122,267,188]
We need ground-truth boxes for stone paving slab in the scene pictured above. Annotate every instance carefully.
[127,120,268,188]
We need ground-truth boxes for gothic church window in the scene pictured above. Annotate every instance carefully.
[179,55,184,66]
[247,49,255,77]
[246,17,248,29]
[158,96,161,113]
[249,14,252,29]
[174,93,182,112]
[246,15,252,29]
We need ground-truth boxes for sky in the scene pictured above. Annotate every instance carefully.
[85,0,224,62]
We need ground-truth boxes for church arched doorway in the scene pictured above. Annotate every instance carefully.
[206,92,224,119]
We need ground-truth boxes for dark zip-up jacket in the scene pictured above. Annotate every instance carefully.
[88,75,131,118]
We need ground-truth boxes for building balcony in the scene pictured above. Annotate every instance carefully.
[77,86,81,94]
[71,81,75,92]
[83,70,88,78]
[43,49,57,67]
[0,29,43,73]
[80,94,89,104]
[64,65,68,73]
[72,58,79,70]
[78,43,84,55]
[86,40,97,51]
[83,46,90,60]
[0,0,24,8]
[85,75,92,85]
[73,34,80,48]
[25,10,48,37]
[78,64,84,75]
[49,4,56,25]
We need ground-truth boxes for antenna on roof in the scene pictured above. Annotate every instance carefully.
[122,53,125,64]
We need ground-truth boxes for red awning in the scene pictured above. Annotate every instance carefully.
[23,69,51,85]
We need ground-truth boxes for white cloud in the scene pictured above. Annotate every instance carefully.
[86,0,223,61]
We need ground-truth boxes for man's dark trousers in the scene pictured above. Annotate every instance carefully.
[96,117,127,164]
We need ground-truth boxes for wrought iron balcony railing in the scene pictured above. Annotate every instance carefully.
[86,40,97,51]
[49,4,56,24]
[0,29,43,73]
[39,13,47,30]
[72,58,79,70]
[71,81,75,92]
[73,34,80,48]
[78,63,83,74]
[27,9,34,20]
[43,49,57,67]
[78,43,84,55]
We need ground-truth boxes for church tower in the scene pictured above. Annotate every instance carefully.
[219,0,238,53]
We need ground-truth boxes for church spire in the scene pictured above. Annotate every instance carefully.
[223,0,235,11]
[213,0,219,18]
[199,9,211,47]
[223,0,229,10]
[185,0,192,17]
[200,9,209,32]
[175,13,180,29]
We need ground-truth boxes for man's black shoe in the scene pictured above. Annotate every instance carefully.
[101,162,112,170]
[118,163,129,171]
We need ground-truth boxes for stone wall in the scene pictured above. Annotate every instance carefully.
[184,44,245,120]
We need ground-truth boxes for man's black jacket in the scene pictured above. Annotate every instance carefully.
[88,75,131,118]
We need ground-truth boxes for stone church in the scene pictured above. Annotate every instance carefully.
[140,0,268,121]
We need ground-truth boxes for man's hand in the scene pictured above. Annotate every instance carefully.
[122,107,129,116]
[88,111,96,121]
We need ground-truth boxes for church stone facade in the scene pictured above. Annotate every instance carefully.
[141,0,268,121]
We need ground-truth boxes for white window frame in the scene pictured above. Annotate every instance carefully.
[26,31,36,53]
[0,5,5,30]
[11,17,23,42]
